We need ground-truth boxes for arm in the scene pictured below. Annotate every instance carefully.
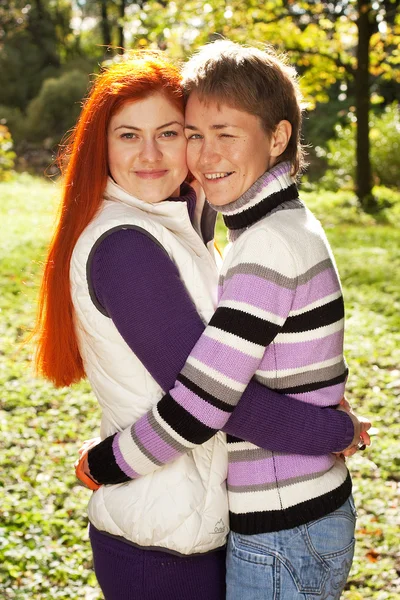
[86,230,355,484]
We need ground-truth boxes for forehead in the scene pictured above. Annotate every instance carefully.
[111,93,184,125]
[186,93,227,119]
[185,92,262,132]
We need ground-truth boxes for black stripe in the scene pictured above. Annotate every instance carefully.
[227,434,245,444]
[210,307,281,347]
[176,374,235,413]
[223,183,299,230]
[157,393,217,444]
[283,297,344,333]
[278,371,349,395]
[229,472,352,534]
[88,433,131,485]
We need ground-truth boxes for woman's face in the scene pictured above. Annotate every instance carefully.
[107,93,187,203]
[185,93,276,206]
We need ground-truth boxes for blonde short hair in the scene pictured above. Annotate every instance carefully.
[182,40,305,176]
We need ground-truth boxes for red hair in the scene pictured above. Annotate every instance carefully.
[34,51,183,387]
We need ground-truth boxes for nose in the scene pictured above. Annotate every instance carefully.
[140,138,162,163]
[198,139,219,168]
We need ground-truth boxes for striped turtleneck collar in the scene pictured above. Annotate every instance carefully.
[207,162,300,239]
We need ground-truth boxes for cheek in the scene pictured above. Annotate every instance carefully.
[108,145,125,174]
[169,141,187,166]
[243,143,269,178]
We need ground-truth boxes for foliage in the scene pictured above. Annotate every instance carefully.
[317,103,400,191]
[371,103,400,188]
[24,71,90,144]
[0,106,25,146]
[0,0,68,110]
[0,125,16,181]
[0,174,102,600]
[0,175,398,598]
[1,0,400,212]
[130,0,400,107]
[0,32,60,112]
[129,0,399,208]
[300,185,400,228]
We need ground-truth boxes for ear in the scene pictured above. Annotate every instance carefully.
[269,120,292,158]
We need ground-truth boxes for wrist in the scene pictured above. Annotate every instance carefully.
[336,409,355,451]
[87,433,131,485]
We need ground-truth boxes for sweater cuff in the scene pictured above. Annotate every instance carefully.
[87,434,131,485]
[333,410,355,452]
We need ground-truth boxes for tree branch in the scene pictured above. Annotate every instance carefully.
[286,47,356,77]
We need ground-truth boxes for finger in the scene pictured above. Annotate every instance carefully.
[340,397,351,411]
[78,439,99,455]
[360,431,371,446]
[78,441,91,451]
[342,445,358,457]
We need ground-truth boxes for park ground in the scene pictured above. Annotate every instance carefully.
[0,174,399,599]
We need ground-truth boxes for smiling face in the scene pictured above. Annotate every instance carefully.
[185,93,293,206]
[107,92,188,204]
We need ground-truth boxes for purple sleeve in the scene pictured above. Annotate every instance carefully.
[89,228,353,456]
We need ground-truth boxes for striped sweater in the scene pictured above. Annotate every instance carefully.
[89,162,352,534]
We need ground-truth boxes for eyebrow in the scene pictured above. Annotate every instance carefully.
[114,120,184,132]
[184,124,237,131]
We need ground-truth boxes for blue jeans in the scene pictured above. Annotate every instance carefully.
[226,496,357,599]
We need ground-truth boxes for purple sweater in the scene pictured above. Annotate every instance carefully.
[87,192,354,484]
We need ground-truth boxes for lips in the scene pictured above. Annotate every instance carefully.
[134,170,168,179]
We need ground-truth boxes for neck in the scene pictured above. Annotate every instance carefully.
[207,162,299,237]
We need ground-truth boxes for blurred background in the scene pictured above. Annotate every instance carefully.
[0,1,399,599]
[1,0,400,210]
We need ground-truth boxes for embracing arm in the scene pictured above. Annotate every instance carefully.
[85,229,354,484]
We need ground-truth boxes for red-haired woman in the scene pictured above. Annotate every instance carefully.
[34,51,360,599]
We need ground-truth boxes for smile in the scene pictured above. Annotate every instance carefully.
[204,172,234,180]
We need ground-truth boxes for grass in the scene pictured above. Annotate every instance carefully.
[1,174,399,599]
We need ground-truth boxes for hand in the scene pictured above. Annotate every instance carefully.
[77,437,101,458]
[336,403,372,457]
[75,450,101,491]
[74,438,101,490]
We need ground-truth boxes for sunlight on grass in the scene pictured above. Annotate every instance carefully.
[1,175,399,598]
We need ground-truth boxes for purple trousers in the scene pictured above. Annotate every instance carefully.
[89,525,226,600]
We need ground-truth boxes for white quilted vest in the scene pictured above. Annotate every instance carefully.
[69,179,228,555]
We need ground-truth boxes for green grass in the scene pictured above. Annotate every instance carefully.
[1,174,399,599]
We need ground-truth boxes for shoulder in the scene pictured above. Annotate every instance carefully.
[91,225,168,262]
[79,201,164,248]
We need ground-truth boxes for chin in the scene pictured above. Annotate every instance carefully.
[208,195,235,207]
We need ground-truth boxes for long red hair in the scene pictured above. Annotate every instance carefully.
[34,51,184,387]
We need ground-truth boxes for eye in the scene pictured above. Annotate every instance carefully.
[220,133,234,138]
[120,132,137,140]
[160,130,178,138]
[186,133,203,140]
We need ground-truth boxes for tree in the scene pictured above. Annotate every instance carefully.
[142,0,400,211]
[0,0,74,109]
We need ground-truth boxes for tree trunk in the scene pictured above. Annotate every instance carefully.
[118,0,125,50]
[355,0,376,211]
[100,0,112,48]
[29,0,61,67]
